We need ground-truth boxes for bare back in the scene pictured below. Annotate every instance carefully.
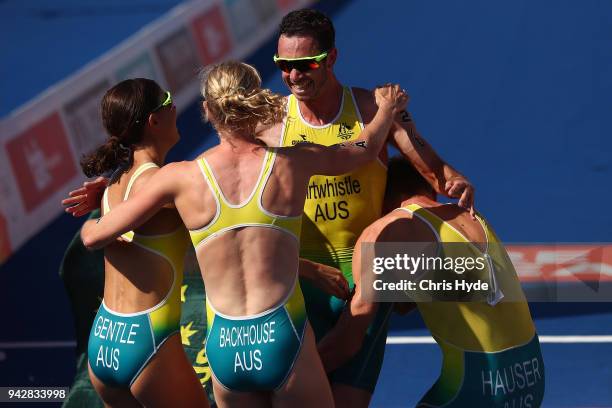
[412,202,487,249]
[176,143,309,317]
[86,83,403,318]
[103,163,184,313]
[358,200,488,257]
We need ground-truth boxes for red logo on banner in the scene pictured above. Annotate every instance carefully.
[276,0,299,10]
[6,113,77,213]
[191,5,233,64]
[0,212,11,264]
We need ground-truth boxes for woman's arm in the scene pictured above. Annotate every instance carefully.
[81,164,181,249]
[290,85,407,177]
[62,177,107,217]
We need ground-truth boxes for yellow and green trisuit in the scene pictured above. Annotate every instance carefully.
[280,87,391,392]
[190,148,307,391]
[88,163,189,386]
[401,203,545,408]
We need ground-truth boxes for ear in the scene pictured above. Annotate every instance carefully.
[326,47,338,68]
[202,100,210,122]
[147,113,158,128]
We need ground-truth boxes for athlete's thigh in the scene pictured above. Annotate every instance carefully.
[331,383,372,408]
[130,334,209,408]
[299,277,337,340]
[273,323,334,408]
[330,301,392,393]
[212,378,270,408]
[88,363,141,408]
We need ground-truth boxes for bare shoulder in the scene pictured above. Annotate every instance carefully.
[351,87,377,123]
[148,161,198,188]
[364,209,437,243]
[352,86,374,101]
[126,165,160,196]
[162,160,200,180]
[256,121,285,147]
[255,96,288,147]
[358,213,399,244]
[148,160,184,172]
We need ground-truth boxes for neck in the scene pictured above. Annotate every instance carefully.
[298,76,343,125]
[132,144,166,167]
[217,130,261,153]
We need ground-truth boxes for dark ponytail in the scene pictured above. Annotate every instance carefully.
[80,78,165,183]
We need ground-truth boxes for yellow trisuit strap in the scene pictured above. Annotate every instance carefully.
[401,203,535,352]
[189,148,302,250]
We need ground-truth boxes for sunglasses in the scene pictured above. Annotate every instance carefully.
[151,91,172,113]
[136,91,172,125]
[273,51,328,73]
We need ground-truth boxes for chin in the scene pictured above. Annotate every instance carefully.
[292,87,319,101]
[285,81,315,101]
[293,93,315,102]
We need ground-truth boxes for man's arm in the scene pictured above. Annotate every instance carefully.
[391,110,475,214]
[353,88,475,215]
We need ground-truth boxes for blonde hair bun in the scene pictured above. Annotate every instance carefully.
[201,61,285,132]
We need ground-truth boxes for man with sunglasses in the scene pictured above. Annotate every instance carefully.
[255,8,476,408]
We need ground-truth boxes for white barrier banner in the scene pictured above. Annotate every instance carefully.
[0,0,314,264]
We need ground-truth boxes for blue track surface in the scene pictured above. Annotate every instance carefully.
[374,341,612,407]
[320,2,612,406]
[2,0,611,406]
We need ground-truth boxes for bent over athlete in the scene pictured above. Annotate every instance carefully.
[81,61,407,407]
[336,157,545,407]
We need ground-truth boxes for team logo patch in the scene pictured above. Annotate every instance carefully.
[337,122,354,140]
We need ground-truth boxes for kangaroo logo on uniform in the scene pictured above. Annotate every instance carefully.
[337,122,354,140]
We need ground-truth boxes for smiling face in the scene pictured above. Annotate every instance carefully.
[277,34,336,101]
